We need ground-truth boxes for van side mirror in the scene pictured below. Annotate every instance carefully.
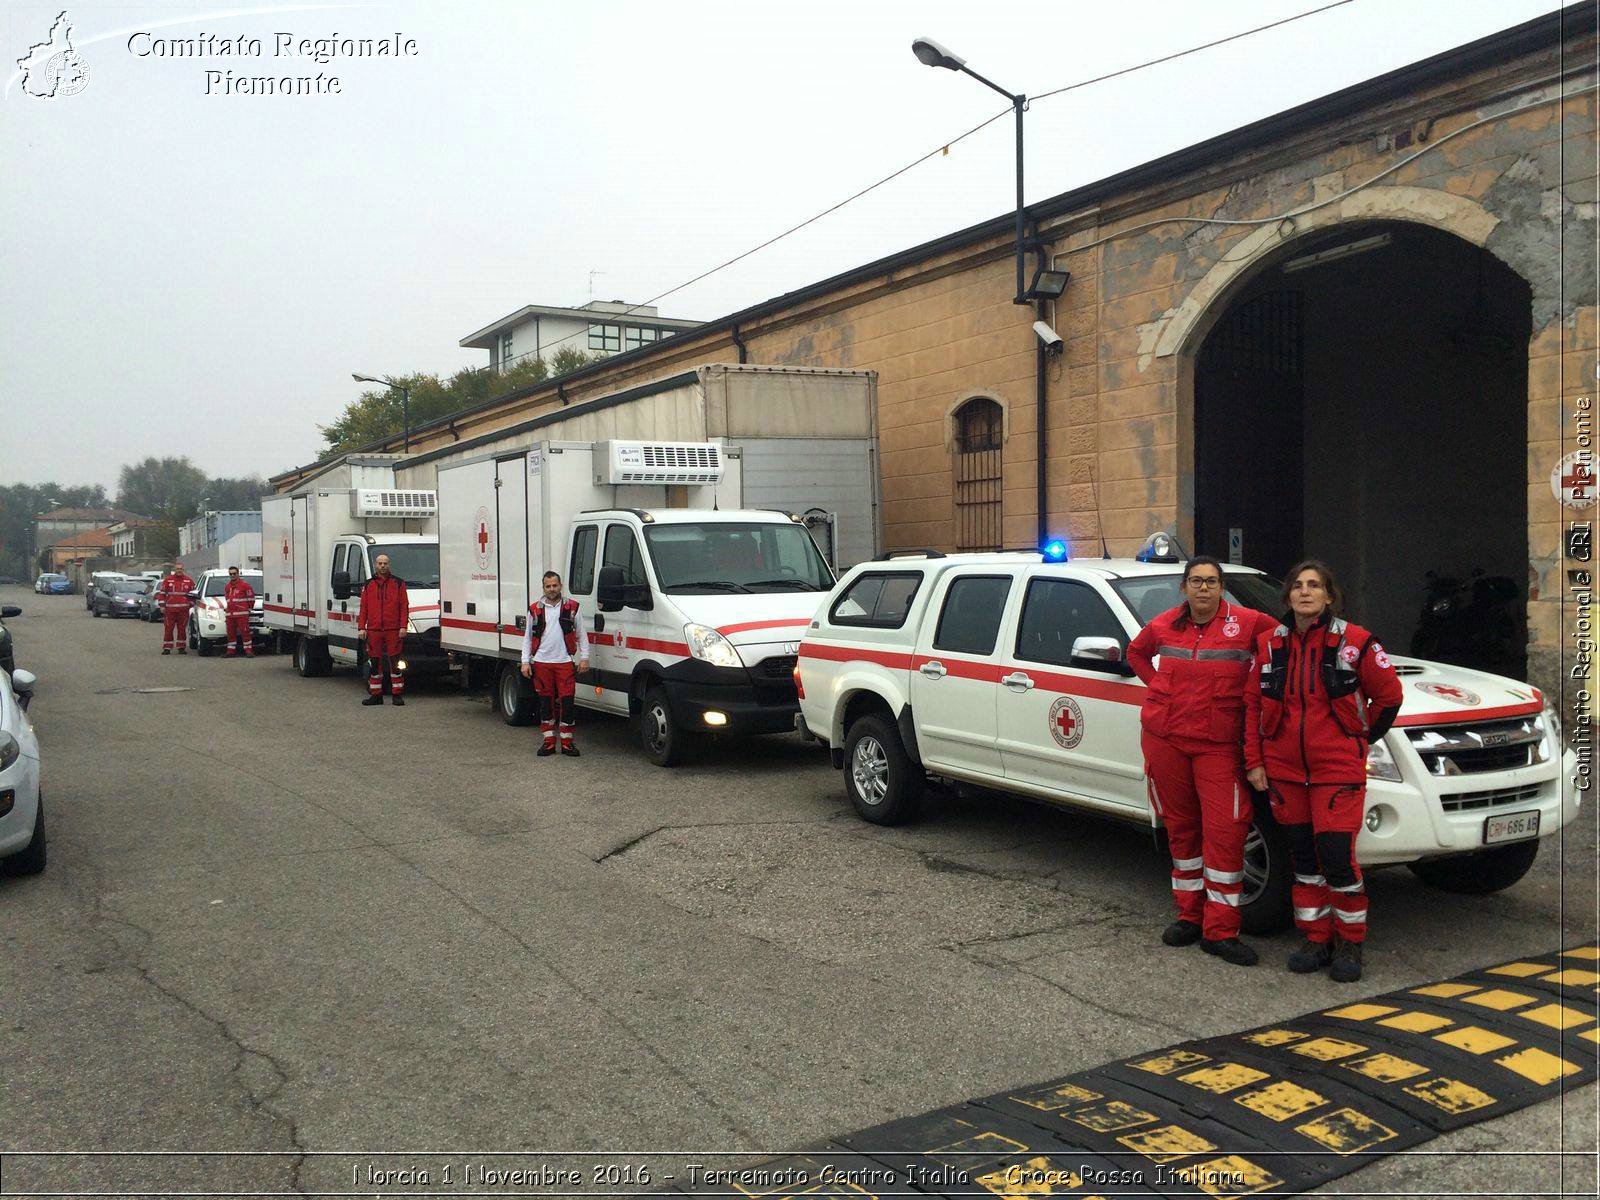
[1072,636,1133,675]
[331,571,352,600]
[596,564,652,612]
[11,668,35,710]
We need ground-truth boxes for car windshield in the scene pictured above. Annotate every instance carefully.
[42,575,64,582]
[370,544,439,589]
[204,573,263,596]
[1111,570,1284,626]
[112,582,148,594]
[643,522,834,593]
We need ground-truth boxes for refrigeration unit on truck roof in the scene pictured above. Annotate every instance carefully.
[593,441,724,486]
[351,489,438,518]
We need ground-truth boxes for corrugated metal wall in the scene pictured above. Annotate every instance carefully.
[737,438,879,568]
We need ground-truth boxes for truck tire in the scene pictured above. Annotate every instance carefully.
[293,635,331,678]
[1238,799,1293,936]
[843,713,922,825]
[1408,840,1540,894]
[497,663,535,726]
[640,684,691,767]
[6,794,45,876]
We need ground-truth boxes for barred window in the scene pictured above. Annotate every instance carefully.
[952,397,1003,552]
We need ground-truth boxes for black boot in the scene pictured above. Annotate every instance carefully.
[361,695,382,706]
[536,743,557,757]
[560,743,580,758]
[1330,937,1364,983]
[1161,919,1202,947]
[390,696,405,706]
[1201,938,1259,967]
[1287,938,1334,974]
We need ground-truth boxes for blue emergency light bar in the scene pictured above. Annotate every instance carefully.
[1041,539,1069,563]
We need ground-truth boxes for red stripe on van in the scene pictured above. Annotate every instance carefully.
[441,616,499,634]
[1393,700,1542,728]
[627,636,690,656]
[717,619,812,637]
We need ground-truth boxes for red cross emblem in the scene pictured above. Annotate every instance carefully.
[1552,451,1597,510]
[1563,462,1593,499]
[1056,707,1076,740]
[477,522,489,553]
[1417,681,1481,706]
[1048,696,1085,749]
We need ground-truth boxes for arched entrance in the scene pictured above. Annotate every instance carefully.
[1189,220,1532,677]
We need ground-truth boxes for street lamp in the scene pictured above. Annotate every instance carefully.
[352,374,411,452]
[911,37,1066,306]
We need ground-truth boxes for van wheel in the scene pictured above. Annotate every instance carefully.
[1238,799,1293,935]
[843,714,922,825]
[497,664,535,726]
[294,635,330,678]
[640,685,689,767]
[6,794,45,876]
[1408,840,1539,894]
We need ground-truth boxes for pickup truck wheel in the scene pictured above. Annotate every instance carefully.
[640,685,690,767]
[1408,840,1539,894]
[843,714,921,825]
[1238,802,1293,936]
[497,664,535,726]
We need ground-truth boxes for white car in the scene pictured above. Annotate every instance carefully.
[0,667,44,876]
[796,543,1579,933]
[188,569,266,657]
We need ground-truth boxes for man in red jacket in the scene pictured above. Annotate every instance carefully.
[222,566,256,657]
[1127,557,1277,966]
[156,562,196,655]
[357,553,410,706]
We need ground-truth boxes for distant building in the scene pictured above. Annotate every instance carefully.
[35,506,145,554]
[179,510,263,557]
[108,518,161,558]
[459,300,701,372]
[45,526,114,572]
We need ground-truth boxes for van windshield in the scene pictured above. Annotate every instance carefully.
[644,522,833,593]
[370,544,439,589]
[1111,571,1283,627]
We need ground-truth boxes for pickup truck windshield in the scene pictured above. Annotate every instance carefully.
[644,522,833,594]
[370,544,440,589]
[1111,571,1283,627]
[203,573,263,596]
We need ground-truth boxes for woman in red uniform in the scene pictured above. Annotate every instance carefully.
[1128,556,1277,966]
[1244,560,1403,983]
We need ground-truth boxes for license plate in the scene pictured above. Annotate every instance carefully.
[1484,809,1540,845]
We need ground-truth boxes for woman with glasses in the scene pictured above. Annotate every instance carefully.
[1127,556,1277,967]
[1244,560,1403,983]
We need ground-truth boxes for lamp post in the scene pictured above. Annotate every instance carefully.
[33,496,61,576]
[352,374,411,452]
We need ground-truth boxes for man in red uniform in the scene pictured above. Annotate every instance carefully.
[1127,556,1277,966]
[357,553,410,706]
[520,571,590,756]
[156,562,196,655]
[222,566,256,657]
[1245,560,1404,982]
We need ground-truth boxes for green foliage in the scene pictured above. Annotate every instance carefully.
[0,482,110,578]
[116,457,208,529]
[318,353,595,453]
[205,475,270,512]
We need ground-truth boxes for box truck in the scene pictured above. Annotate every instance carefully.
[260,486,445,680]
[438,439,844,765]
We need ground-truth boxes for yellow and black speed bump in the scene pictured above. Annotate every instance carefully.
[648,945,1599,1198]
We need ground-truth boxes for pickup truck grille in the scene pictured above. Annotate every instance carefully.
[1440,783,1543,812]
[1405,716,1542,776]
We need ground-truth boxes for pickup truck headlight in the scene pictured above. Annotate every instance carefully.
[1367,739,1402,782]
[0,732,19,772]
[1537,702,1562,762]
[684,623,743,669]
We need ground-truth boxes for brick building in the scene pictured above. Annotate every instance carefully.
[275,6,1597,701]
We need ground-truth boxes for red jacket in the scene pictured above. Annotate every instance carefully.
[1244,613,1405,784]
[357,574,410,633]
[223,577,255,616]
[157,572,196,613]
[1127,601,1276,745]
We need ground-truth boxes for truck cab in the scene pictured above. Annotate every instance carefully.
[798,545,1579,933]
[324,534,443,670]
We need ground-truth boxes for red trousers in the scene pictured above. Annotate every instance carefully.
[1268,780,1368,944]
[532,661,576,748]
[225,614,253,654]
[364,630,404,696]
[162,607,188,651]
[1143,731,1251,940]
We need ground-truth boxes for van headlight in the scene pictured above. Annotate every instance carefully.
[684,624,743,669]
[1367,739,1402,782]
[0,732,19,772]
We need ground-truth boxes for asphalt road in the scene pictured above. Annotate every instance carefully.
[1,584,1595,1197]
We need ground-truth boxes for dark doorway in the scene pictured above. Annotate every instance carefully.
[1192,223,1532,677]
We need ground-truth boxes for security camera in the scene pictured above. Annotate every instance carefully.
[1033,321,1064,353]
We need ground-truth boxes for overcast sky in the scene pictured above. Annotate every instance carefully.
[0,0,1572,491]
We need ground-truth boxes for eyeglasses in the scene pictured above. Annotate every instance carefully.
[1185,578,1222,590]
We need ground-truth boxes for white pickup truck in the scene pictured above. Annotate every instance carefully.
[796,545,1579,932]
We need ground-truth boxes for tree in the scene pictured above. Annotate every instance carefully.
[0,482,109,578]
[116,457,208,530]
[205,475,269,512]
[318,352,594,453]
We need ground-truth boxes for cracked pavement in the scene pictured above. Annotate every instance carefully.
[1,586,1594,1196]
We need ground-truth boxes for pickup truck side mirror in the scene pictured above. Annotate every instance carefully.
[1071,636,1133,675]
[0,605,20,618]
[331,571,353,600]
[596,564,653,613]
[186,590,200,601]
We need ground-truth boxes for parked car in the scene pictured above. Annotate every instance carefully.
[0,576,19,586]
[85,571,129,611]
[0,604,20,676]
[93,578,149,619]
[137,583,164,622]
[797,540,1580,934]
[189,568,266,656]
[0,666,43,876]
[34,574,71,595]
